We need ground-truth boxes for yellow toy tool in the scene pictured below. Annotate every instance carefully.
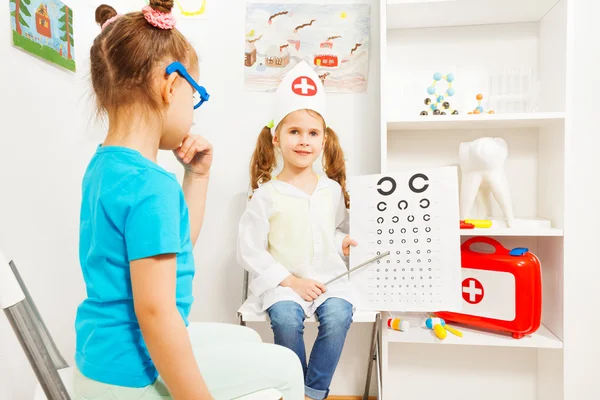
[444,324,463,337]
[464,219,492,228]
[426,316,463,339]
[426,317,447,340]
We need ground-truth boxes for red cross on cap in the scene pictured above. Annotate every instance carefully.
[462,278,484,304]
[291,76,317,96]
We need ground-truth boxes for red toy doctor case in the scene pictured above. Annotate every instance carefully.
[436,237,542,339]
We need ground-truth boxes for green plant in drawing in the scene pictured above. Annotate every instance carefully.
[58,4,72,60]
[10,0,31,36]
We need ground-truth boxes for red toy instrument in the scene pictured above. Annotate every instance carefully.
[435,237,542,339]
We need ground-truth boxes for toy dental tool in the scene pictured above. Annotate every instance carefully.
[324,251,391,286]
[387,317,410,332]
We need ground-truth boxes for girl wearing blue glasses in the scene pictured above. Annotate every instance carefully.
[74,1,304,399]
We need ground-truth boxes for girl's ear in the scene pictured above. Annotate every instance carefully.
[161,73,179,105]
[272,132,280,147]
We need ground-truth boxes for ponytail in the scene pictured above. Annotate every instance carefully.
[323,127,350,209]
[249,126,277,197]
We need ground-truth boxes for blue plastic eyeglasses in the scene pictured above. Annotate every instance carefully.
[166,61,210,109]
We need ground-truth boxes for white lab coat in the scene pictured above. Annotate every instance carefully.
[237,176,356,317]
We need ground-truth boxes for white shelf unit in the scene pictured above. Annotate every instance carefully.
[378,0,567,399]
[386,0,560,30]
[387,112,566,131]
[460,227,563,237]
[382,312,563,349]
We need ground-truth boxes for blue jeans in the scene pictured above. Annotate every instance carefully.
[267,298,353,400]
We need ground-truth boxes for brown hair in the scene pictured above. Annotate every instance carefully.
[249,110,350,208]
[91,1,197,119]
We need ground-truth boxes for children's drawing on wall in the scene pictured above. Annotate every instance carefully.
[244,3,370,93]
[9,0,75,72]
[138,0,208,19]
[173,0,207,19]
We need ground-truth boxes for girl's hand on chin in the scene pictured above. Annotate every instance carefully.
[174,134,213,179]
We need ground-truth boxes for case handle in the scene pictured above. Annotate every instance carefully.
[461,236,508,254]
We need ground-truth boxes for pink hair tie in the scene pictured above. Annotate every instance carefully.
[142,5,176,29]
[101,14,122,30]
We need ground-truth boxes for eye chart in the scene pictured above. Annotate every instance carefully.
[348,166,462,312]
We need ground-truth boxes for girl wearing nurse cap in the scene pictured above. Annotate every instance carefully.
[237,61,358,400]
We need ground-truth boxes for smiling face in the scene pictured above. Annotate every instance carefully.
[273,109,326,170]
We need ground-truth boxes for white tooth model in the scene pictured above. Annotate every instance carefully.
[458,137,515,227]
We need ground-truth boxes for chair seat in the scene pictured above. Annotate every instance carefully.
[32,322,276,400]
[32,366,283,400]
[240,309,379,323]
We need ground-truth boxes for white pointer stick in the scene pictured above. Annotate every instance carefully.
[325,251,391,286]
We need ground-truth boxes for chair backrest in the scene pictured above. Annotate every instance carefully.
[242,269,250,303]
[0,250,71,399]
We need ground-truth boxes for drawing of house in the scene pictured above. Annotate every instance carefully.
[287,39,301,51]
[265,45,290,68]
[320,41,333,49]
[245,41,256,67]
[314,40,339,68]
[36,4,52,39]
[314,53,338,67]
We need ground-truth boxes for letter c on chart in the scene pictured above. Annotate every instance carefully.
[409,173,429,194]
[377,176,397,196]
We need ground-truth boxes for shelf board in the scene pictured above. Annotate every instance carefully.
[460,227,564,237]
[384,322,563,349]
[387,112,565,131]
[386,0,561,30]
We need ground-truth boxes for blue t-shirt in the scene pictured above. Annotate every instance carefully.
[74,145,195,387]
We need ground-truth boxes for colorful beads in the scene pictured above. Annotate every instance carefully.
[420,72,458,116]
[468,94,495,115]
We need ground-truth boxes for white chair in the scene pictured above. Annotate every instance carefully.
[237,269,382,400]
[0,250,289,400]
[0,250,72,399]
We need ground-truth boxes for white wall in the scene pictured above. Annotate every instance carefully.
[563,0,600,397]
[0,0,381,398]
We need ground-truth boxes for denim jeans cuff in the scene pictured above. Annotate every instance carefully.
[305,385,328,400]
